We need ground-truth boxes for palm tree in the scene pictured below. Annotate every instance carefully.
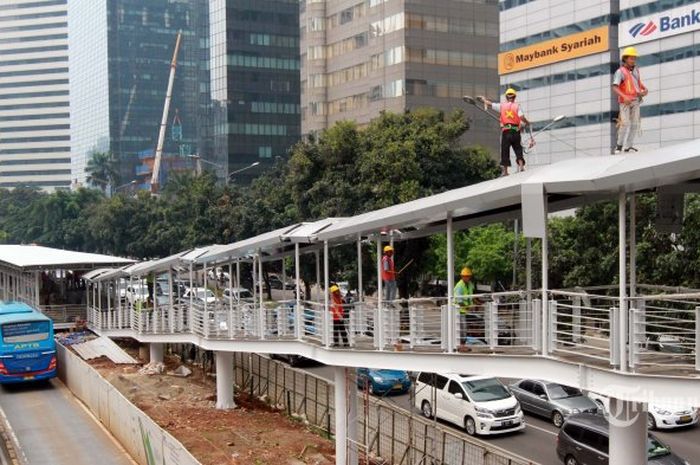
[86,151,120,191]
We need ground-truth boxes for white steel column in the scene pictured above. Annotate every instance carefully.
[107,276,112,329]
[541,198,549,355]
[619,192,628,372]
[323,240,330,347]
[315,250,321,302]
[376,238,384,350]
[34,271,40,307]
[334,366,348,465]
[168,268,175,332]
[227,262,234,337]
[215,351,235,409]
[188,263,194,332]
[446,213,455,352]
[149,343,164,364]
[356,235,363,302]
[609,398,647,465]
[295,243,302,339]
[347,367,358,465]
[630,194,637,298]
[258,252,264,339]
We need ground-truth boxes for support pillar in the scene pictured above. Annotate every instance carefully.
[323,240,330,347]
[375,238,383,350]
[334,366,348,465]
[619,191,628,372]
[630,194,637,298]
[348,368,358,465]
[295,243,302,340]
[541,200,549,355]
[446,213,455,352]
[609,398,647,465]
[257,252,264,339]
[149,343,164,365]
[215,351,235,410]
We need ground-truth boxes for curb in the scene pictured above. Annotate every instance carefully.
[0,405,27,465]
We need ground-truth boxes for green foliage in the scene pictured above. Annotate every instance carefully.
[85,151,120,190]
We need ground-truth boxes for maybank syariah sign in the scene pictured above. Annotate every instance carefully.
[498,26,609,75]
[620,4,700,46]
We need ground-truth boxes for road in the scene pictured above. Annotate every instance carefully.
[0,379,135,465]
[302,364,700,465]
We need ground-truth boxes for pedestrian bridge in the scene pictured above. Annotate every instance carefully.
[2,141,700,465]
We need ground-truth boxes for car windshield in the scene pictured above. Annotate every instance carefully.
[647,436,671,459]
[462,378,511,402]
[196,289,213,299]
[546,383,582,400]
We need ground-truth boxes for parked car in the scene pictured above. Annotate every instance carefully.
[357,368,411,395]
[207,267,230,282]
[645,334,692,354]
[414,372,525,436]
[269,353,318,367]
[510,379,599,428]
[557,413,690,465]
[156,277,186,298]
[587,393,699,431]
[182,287,217,305]
[222,287,254,303]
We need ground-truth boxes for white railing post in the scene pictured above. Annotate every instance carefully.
[531,299,541,351]
[375,238,383,350]
[228,262,234,338]
[323,241,330,347]
[295,243,302,340]
[572,296,581,343]
[611,306,620,367]
[695,307,700,372]
[257,252,265,339]
[446,213,455,353]
[486,302,496,350]
[409,304,417,349]
[547,300,556,355]
[629,308,638,370]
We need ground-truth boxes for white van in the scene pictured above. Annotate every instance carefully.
[414,372,525,436]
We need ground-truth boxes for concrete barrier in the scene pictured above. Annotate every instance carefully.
[56,344,202,465]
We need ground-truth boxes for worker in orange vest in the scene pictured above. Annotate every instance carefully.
[381,245,397,302]
[613,46,648,154]
[330,285,348,347]
[481,89,533,176]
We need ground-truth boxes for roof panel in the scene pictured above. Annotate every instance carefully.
[196,225,300,264]
[0,245,133,271]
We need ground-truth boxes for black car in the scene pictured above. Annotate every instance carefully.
[557,414,689,465]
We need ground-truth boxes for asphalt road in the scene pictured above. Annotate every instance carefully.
[0,379,135,465]
[302,364,700,465]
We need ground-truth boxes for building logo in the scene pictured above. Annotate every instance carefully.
[504,53,515,71]
[629,21,657,38]
[620,5,700,46]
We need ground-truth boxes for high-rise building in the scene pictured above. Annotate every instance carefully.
[69,0,210,188]
[498,0,700,165]
[300,0,500,151]
[0,0,72,191]
[209,0,301,181]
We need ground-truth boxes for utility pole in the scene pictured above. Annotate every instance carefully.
[150,31,182,194]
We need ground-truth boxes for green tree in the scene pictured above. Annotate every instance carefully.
[85,151,120,191]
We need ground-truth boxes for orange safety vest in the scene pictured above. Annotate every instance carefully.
[331,293,344,321]
[617,66,644,104]
[499,102,521,130]
[381,255,395,282]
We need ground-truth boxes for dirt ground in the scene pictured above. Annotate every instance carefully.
[86,344,335,465]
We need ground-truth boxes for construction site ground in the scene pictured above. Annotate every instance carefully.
[83,341,336,465]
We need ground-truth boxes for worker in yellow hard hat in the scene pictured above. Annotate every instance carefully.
[454,267,477,350]
[381,244,397,302]
[329,284,348,347]
[480,88,533,176]
[613,46,648,154]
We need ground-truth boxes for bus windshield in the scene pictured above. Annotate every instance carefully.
[2,321,50,344]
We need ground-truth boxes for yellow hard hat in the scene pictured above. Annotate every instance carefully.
[329,285,340,293]
[383,245,394,253]
[621,46,638,58]
[505,88,517,97]
[460,267,473,277]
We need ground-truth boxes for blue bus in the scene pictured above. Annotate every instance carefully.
[0,302,56,383]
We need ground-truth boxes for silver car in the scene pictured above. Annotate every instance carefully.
[510,379,599,428]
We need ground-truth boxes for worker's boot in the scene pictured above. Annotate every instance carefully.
[613,145,623,154]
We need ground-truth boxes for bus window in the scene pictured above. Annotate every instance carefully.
[2,321,50,344]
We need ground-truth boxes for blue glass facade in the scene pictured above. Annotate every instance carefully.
[70,0,210,186]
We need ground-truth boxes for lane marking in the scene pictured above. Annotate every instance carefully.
[525,422,558,436]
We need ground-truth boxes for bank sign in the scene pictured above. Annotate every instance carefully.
[498,26,609,75]
[620,4,700,46]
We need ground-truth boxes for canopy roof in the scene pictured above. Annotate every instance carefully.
[0,245,134,271]
[316,142,700,241]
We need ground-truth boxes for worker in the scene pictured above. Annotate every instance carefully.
[454,267,476,349]
[381,245,397,302]
[330,284,348,347]
[613,46,648,154]
[481,89,533,176]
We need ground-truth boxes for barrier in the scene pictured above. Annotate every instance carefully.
[56,344,202,465]
[233,353,537,465]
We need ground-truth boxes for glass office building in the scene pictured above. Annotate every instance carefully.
[300,0,500,152]
[209,0,301,181]
[0,0,72,191]
[69,0,210,187]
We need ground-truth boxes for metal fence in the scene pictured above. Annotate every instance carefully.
[232,353,538,465]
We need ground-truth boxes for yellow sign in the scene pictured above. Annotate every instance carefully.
[499,26,609,75]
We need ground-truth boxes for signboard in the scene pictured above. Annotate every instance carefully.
[620,4,700,47]
[499,26,609,75]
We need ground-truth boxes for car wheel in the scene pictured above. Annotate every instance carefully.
[421,401,432,419]
[565,455,578,465]
[464,416,477,436]
[647,413,657,430]
[552,411,565,428]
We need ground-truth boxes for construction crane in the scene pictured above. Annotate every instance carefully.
[150,31,182,194]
